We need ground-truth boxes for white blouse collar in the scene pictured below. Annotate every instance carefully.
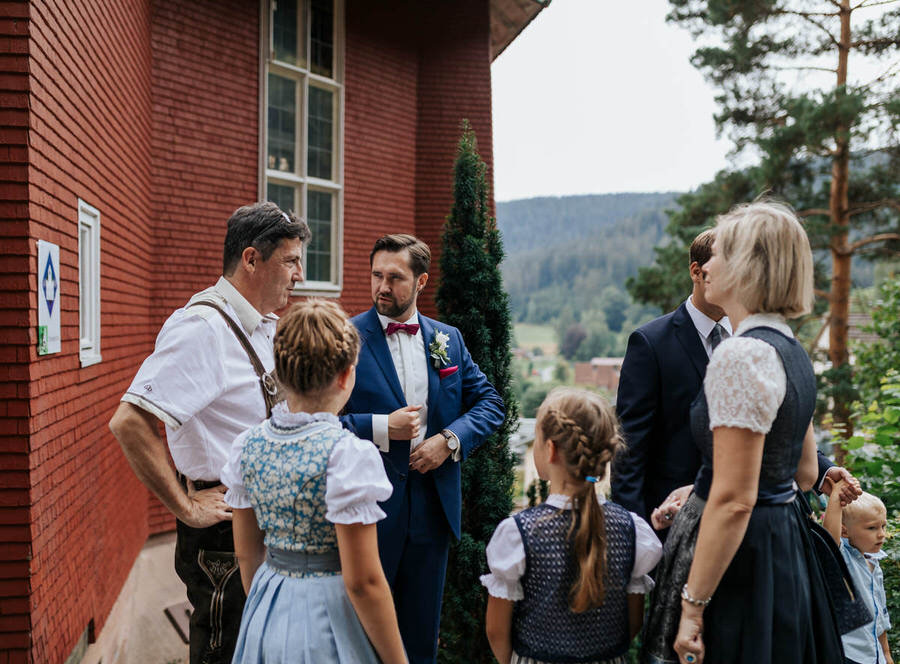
[269,401,340,428]
[545,492,606,510]
[735,313,794,339]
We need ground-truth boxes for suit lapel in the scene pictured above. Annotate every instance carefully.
[360,308,406,404]
[418,315,442,435]
[418,315,440,402]
[672,302,709,380]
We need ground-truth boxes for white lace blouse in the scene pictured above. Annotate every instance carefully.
[221,403,393,525]
[705,313,795,434]
[480,494,663,601]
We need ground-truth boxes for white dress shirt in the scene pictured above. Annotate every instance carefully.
[122,277,277,481]
[371,311,429,451]
[685,295,732,357]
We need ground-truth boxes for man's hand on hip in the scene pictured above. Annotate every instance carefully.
[388,405,422,440]
[409,434,452,473]
[182,480,233,528]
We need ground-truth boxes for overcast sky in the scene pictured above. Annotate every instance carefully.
[490,0,731,202]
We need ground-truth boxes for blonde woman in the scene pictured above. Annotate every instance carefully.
[642,200,843,664]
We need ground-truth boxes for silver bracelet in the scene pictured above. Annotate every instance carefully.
[681,584,712,607]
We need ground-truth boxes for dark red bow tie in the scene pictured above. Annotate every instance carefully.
[386,322,419,336]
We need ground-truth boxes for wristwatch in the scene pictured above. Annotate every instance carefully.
[441,429,459,454]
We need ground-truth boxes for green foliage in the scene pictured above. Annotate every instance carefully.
[520,381,561,419]
[840,371,900,516]
[525,478,550,507]
[497,195,674,325]
[883,517,900,660]
[855,277,900,401]
[435,121,518,664]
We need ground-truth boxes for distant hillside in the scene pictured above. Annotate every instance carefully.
[496,193,680,323]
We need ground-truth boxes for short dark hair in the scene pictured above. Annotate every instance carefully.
[689,228,716,267]
[223,202,311,275]
[369,234,431,276]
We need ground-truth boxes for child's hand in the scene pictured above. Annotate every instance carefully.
[822,467,862,506]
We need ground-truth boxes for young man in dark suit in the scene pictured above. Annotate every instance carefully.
[341,234,504,664]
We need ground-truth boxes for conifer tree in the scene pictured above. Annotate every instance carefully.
[633,1,900,457]
[436,120,518,664]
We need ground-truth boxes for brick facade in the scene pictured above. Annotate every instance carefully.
[3,0,501,660]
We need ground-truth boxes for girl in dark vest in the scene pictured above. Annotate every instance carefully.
[482,387,662,664]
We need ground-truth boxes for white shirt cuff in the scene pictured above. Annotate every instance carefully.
[372,414,389,452]
[480,573,524,601]
[122,393,181,430]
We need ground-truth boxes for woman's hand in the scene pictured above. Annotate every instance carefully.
[673,603,705,664]
[651,484,692,530]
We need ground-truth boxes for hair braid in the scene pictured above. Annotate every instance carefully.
[273,299,359,395]
[536,388,624,612]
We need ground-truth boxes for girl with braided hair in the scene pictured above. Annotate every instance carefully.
[221,299,407,664]
[482,387,662,664]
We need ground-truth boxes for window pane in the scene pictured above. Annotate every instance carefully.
[307,86,333,180]
[306,190,332,282]
[79,224,88,344]
[273,0,305,67]
[310,0,333,77]
[267,182,296,214]
[267,74,297,173]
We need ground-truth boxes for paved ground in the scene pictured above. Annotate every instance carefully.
[82,532,189,664]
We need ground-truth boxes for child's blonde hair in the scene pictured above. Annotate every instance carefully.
[843,491,886,523]
[273,299,359,395]
[536,387,624,613]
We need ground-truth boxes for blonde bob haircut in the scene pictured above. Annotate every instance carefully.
[842,491,886,524]
[713,199,814,318]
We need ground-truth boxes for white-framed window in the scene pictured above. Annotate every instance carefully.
[77,199,101,367]
[261,0,344,295]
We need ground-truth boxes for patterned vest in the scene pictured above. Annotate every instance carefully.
[511,501,635,662]
[240,420,340,555]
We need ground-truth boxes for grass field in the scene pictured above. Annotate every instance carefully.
[513,323,557,355]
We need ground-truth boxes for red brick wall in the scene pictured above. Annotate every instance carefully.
[342,0,494,318]
[0,3,33,661]
[24,0,154,661]
[342,1,419,316]
[414,0,494,315]
[146,0,261,534]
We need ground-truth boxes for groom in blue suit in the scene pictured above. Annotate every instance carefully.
[342,234,504,663]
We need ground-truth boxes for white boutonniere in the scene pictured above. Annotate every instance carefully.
[429,330,450,369]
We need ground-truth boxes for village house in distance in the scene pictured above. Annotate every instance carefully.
[0,1,549,661]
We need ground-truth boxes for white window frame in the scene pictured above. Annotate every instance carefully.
[260,0,345,297]
[77,199,102,367]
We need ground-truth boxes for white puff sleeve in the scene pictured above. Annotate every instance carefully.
[705,337,786,434]
[626,512,663,593]
[479,516,526,601]
[221,429,252,509]
[325,432,393,524]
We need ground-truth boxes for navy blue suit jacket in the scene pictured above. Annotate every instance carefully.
[611,302,834,522]
[341,307,504,540]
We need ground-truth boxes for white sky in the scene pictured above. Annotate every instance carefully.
[490,0,732,202]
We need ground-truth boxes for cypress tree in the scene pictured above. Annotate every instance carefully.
[436,120,518,664]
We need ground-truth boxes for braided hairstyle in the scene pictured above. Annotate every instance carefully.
[536,387,624,613]
[273,299,359,396]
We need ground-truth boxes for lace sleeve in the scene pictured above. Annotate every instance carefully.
[705,337,785,434]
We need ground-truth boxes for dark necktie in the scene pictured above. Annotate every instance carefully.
[386,322,419,336]
[709,323,726,352]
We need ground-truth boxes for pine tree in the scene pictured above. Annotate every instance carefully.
[634,1,900,458]
[436,120,518,664]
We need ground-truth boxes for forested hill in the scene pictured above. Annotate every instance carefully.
[496,193,680,325]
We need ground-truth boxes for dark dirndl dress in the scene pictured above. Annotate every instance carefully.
[642,327,843,664]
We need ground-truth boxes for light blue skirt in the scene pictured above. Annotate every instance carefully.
[232,552,380,664]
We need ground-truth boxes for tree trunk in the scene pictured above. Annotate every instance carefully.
[828,0,853,464]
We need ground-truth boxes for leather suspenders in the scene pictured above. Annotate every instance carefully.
[188,301,283,418]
